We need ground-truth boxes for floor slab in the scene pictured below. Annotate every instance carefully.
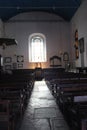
[34,107,57,118]
[51,118,69,130]
[19,81,70,130]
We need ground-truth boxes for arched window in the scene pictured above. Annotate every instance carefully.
[29,33,47,62]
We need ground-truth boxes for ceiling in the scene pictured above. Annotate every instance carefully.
[0,0,82,22]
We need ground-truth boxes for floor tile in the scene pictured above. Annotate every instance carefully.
[34,107,57,118]
[19,81,70,130]
[51,118,69,130]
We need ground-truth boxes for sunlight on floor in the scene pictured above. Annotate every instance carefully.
[34,81,49,91]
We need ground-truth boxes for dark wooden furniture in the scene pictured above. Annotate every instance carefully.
[0,70,35,129]
[46,71,87,130]
[50,55,62,67]
[0,38,17,46]
[35,67,43,80]
[0,100,14,130]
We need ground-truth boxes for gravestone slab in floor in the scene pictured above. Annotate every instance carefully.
[34,119,50,130]
[34,107,57,118]
[20,119,50,130]
[19,81,70,130]
[51,118,69,130]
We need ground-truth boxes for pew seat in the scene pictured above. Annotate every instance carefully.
[0,100,14,130]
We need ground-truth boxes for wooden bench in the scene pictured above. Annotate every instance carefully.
[0,70,35,129]
[0,100,14,130]
[0,82,30,115]
[57,84,87,130]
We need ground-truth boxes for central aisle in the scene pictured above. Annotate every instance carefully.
[20,81,70,130]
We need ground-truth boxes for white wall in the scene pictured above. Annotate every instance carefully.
[4,12,71,69]
[71,0,87,67]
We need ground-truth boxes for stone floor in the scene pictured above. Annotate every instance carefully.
[19,81,70,130]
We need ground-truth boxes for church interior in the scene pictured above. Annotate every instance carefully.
[0,0,87,130]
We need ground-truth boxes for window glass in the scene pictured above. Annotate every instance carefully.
[29,33,47,62]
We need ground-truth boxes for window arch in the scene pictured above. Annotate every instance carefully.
[29,33,47,62]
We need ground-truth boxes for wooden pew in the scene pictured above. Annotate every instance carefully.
[0,82,31,115]
[0,70,35,130]
[48,77,87,98]
[0,81,34,129]
[45,70,87,130]
[57,84,87,130]
[0,100,14,130]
